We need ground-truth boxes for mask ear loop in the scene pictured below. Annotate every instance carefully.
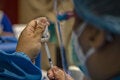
[73,22,87,65]
[74,22,96,63]
[75,22,87,37]
[72,22,94,79]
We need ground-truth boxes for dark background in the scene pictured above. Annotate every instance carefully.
[1,0,18,24]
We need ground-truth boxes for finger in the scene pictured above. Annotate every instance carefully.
[35,17,49,37]
[25,20,37,33]
[53,67,66,79]
[37,17,49,26]
[52,66,60,71]
[53,69,63,75]
[36,17,49,27]
[47,69,54,80]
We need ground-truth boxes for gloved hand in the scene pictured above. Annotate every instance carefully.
[16,17,49,63]
[47,66,74,80]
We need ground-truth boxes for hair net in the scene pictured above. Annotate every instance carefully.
[73,0,120,34]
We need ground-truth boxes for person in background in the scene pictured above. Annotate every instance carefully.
[0,10,14,36]
[0,0,14,36]
[47,0,120,80]
[0,17,49,80]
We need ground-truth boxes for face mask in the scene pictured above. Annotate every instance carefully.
[71,22,95,79]
[71,22,115,80]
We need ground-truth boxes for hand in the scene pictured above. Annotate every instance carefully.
[47,66,74,80]
[16,17,49,62]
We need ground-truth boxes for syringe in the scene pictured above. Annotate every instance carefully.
[42,26,54,68]
[36,18,54,68]
[44,42,53,68]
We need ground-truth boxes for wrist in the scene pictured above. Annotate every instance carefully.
[22,51,36,63]
[16,49,36,63]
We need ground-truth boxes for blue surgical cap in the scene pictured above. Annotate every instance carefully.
[73,0,120,34]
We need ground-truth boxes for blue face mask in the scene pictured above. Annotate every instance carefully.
[71,22,95,79]
[72,0,120,79]
[71,22,120,80]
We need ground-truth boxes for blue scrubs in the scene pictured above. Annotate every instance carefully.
[0,50,42,80]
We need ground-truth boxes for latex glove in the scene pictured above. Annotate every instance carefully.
[16,17,49,62]
[47,66,74,80]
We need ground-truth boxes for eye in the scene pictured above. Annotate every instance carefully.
[89,29,105,48]
[89,29,100,42]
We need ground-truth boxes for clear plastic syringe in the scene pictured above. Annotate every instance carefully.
[42,26,54,68]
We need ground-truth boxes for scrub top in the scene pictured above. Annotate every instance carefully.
[0,50,42,80]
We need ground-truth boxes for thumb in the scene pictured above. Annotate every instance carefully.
[35,17,49,37]
[24,20,37,33]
